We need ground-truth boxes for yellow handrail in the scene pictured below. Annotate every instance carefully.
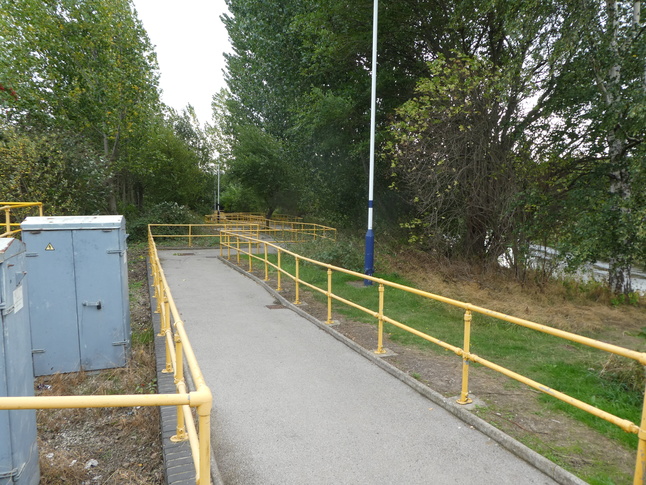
[0,226,213,485]
[0,202,43,238]
[149,221,336,247]
[219,230,646,485]
[148,229,212,484]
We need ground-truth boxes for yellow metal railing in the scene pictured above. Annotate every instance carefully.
[205,212,305,225]
[219,230,646,484]
[211,212,265,224]
[255,222,336,243]
[148,229,213,484]
[150,221,336,248]
[0,202,43,237]
[0,229,213,485]
[149,223,261,248]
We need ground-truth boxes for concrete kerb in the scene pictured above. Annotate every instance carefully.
[218,255,588,485]
[147,258,224,485]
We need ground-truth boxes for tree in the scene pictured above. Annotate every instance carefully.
[0,123,109,214]
[387,56,520,260]
[385,0,566,262]
[530,0,646,294]
[1,0,161,212]
[228,124,298,219]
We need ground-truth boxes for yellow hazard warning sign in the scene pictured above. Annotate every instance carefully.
[45,243,55,251]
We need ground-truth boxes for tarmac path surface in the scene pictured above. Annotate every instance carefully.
[158,249,568,485]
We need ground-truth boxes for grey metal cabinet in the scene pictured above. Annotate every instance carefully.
[21,216,130,376]
[0,238,39,485]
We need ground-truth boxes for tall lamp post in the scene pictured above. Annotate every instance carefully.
[216,161,221,221]
[213,161,221,221]
[364,0,378,285]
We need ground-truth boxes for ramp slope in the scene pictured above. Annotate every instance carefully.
[159,250,565,485]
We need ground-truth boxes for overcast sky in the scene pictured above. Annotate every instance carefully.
[132,0,231,125]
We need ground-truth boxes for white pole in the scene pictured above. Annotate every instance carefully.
[217,162,221,220]
[364,0,378,283]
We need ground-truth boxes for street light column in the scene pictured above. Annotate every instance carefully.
[364,0,378,285]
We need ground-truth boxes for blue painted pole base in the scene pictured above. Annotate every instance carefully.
[364,229,375,286]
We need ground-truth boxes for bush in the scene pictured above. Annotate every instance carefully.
[125,202,202,241]
[292,238,364,272]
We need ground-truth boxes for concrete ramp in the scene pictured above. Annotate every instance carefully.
[159,249,576,485]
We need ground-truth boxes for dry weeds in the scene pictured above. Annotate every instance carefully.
[36,244,164,485]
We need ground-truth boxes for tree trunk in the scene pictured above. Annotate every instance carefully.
[603,0,634,295]
[608,159,633,294]
[265,207,275,228]
[609,255,632,294]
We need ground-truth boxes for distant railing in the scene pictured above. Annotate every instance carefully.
[205,212,304,225]
[219,230,646,485]
[149,223,260,247]
[0,202,43,237]
[150,219,336,248]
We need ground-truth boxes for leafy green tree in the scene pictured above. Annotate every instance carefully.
[385,0,568,262]
[387,56,521,260]
[133,110,214,210]
[528,0,646,294]
[1,0,161,212]
[0,123,109,214]
[228,124,298,219]
[220,0,644,295]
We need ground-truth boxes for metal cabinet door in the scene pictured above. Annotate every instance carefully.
[0,308,13,481]
[0,242,39,485]
[27,230,81,376]
[73,229,127,370]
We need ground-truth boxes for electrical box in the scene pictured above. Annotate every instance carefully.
[21,216,130,376]
[0,238,39,485]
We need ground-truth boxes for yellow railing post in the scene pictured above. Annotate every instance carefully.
[171,333,188,442]
[153,274,161,314]
[634,387,646,484]
[248,239,252,271]
[236,238,240,264]
[171,402,188,442]
[4,208,10,236]
[163,328,173,374]
[188,224,193,247]
[375,283,387,354]
[294,257,301,304]
[163,296,171,334]
[226,233,231,259]
[153,269,160,304]
[197,400,212,484]
[175,333,184,385]
[457,309,474,405]
[326,268,334,324]
[264,243,269,281]
[158,295,169,336]
[276,250,282,292]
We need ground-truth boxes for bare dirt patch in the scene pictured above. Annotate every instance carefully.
[36,244,164,485]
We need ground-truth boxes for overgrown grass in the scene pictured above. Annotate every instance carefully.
[263,240,644,455]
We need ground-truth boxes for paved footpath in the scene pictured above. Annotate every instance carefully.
[158,249,582,485]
